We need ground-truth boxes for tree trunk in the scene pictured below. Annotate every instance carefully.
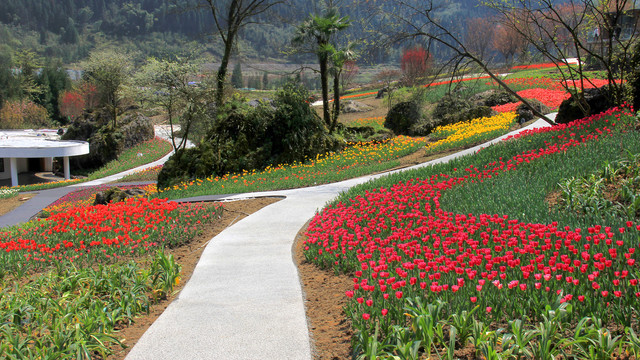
[319,53,331,128]
[214,0,239,107]
[330,70,341,133]
[216,33,235,107]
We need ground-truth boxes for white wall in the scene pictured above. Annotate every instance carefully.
[0,158,29,180]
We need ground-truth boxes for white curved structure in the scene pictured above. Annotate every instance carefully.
[0,136,89,187]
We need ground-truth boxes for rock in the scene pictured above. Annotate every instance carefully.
[94,187,147,206]
[555,87,613,124]
[516,99,551,124]
[432,95,472,122]
[346,125,376,138]
[469,90,498,105]
[341,100,373,113]
[248,98,276,109]
[119,113,155,149]
[483,91,518,107]
[369,130,394,142]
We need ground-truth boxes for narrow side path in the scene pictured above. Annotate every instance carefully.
[126,117,554,359]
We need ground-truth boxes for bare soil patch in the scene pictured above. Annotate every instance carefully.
[336,97,389,124]
[0,193,36,217]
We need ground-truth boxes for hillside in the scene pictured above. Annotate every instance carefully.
[0,0,496,64]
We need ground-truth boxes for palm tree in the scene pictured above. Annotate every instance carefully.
[329,41,357,132]
[292,7,351,131]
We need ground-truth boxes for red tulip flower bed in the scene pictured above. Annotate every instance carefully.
[489,77,623,114]
[304,106,640,351]
[492,88,571,113]
[0,197,222,273]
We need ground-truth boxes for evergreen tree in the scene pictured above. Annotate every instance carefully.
[61,19,79,44]
[292,6,351,133]
[82,49,133,127]
[231,62,243,89]
[36,60,71,124]
[0,48,18,107]
[262,71,268,90]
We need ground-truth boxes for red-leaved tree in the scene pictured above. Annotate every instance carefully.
[58,83,99,122]
[400,46,432,87]
[341,60,359,92]
[80,83,98,110]
[59,90,85,121]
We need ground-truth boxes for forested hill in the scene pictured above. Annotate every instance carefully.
[0,0,495,64]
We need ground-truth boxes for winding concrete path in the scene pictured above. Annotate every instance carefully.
[125,117,554,359]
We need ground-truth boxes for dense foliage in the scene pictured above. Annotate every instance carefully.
[0,0,503,64]
[157,82,340,190]
[0,53,71,127]
[62,110,155,170]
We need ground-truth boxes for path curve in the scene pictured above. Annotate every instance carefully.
[125,116,555,359]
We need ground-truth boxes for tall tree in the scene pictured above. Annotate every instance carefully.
[465,17,494,62]
[292,6,351,132]
[200,0,281,106]
[14,50,43,102]
[134,57,208,151]
[400,46,432,87]
[378,0,556,124]
[375,69,401,112]
[492,23,527,66]
[329,41,357,131]
[36,60,71,124]
[0,49,19,108]
[82,49,132,128]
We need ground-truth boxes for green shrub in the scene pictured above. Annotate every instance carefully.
[420,95,496,136]
[384,100,421,135]
[63,109,154,170]
[555,87,611,124]
[268,81,338,165]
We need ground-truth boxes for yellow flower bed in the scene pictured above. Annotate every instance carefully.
[167,135,428,192]
[426,112,518,154]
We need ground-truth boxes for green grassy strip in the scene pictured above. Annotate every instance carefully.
[440,131,640,229]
